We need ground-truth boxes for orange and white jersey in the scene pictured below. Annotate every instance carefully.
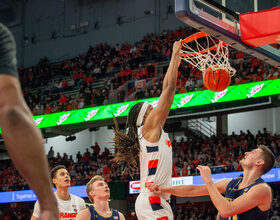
[33,193,86,219]
[138,126,172,200]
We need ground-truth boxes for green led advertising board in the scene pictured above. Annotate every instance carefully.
[0,79,279,134]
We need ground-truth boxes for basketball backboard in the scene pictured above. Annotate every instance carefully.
[175,0,280,68]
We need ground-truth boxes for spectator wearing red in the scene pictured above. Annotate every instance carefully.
[44,103,52,114]
[65,100,74,111]
[102,163,111,175]
[91,142,100,156]
[192,155,200,167]
[58,92,66,104]
[172,164,179,177]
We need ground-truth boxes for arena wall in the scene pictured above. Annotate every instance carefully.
[10,0,182,66]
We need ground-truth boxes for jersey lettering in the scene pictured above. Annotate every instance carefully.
[59,212,78,218]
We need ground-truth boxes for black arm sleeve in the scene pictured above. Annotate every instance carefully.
[0,23,18,77]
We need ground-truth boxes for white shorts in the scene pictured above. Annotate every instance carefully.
[135,193,173,220]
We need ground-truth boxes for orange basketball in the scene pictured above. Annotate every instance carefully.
[203,67,231,92]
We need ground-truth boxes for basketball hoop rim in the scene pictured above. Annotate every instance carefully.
[180,32,232,57]
[181,32,210,44]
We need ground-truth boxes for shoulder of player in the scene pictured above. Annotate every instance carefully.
[70,193,81,199]
[70,194,85,204]
[242,183,272,207]
[70,194,85,203]
[249,182,272,197]
[35,193,58,207]
[253,182,271,192]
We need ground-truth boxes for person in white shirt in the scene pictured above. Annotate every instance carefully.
[112,40,182,220]
[31,165,86,220]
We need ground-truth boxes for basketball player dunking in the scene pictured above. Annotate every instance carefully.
[112,40,181,219]
[148,145,275,220]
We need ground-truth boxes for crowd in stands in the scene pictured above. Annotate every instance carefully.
[172,128,280,177]
[0,128,279,191]
[20,27,187,115]
[19,26,279,116]
[0,9,279,220]
[0,128,279,219]
[174,202,218,220]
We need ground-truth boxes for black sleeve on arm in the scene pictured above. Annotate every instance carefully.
[0,23,18,78]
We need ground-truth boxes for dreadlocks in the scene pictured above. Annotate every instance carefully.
[112,102,145,177]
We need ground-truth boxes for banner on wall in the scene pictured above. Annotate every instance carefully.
[128,168,280,194]
[0,186,86,204]
[129,176,193,194]
[1,79,279,134]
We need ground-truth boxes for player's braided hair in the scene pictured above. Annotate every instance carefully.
[112,102,145,177]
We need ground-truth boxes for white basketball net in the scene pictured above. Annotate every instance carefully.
[180,32,236,76]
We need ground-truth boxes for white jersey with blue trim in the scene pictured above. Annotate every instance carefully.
[138,126,172,200]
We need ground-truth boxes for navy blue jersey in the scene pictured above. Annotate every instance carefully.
[220,176,269,220]
[89,205,120,220]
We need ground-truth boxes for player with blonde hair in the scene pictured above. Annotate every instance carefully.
[76,175,125,220]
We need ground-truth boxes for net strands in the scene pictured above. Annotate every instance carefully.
[180,32,236,76]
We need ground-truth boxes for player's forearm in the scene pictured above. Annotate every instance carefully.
[205,181,232,217]
[160,185,207,197]
[162,55,179,91]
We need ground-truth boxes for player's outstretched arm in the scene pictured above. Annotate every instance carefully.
[144,40,181,129]
[147,179,229,197]
[197,165,272,218]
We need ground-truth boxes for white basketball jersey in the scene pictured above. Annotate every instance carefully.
[33,193,86,219]
[138,126,172,200]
